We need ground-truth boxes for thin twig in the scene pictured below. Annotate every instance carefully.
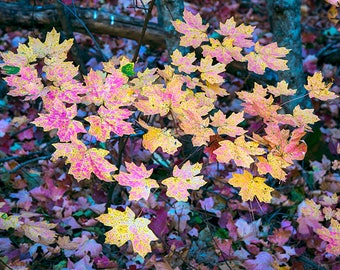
[9,124,34,138]
[105,136,130,208]
[132,0,156,63]
[0,155,51,174]
[56,0,108,62]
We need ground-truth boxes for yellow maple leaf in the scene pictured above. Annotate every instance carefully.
[140,121,182,154]
[316,218,340,256]
[292,105,320,129]
[305,71,337,101]
[210,110,246,137]
[267,81,297,97]
[198,55,226,84]
[28,28,73,61]
[228,170,274,202]
[96,207,158,257]
[171,49,197,74]
[213,135,265,168]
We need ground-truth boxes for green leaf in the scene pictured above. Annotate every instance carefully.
[53,260,67,270]
[121,63,135,77]
[290,187,305,203]
[214,228,229,239]
[2,65,20,75]
[73,210,84,217]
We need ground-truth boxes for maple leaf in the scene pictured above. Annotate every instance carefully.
[172,8,209,48]
[179,110,214,146]
[213,135,265,168]
[1,43,36,67]
[178,91,215,121]
[198,56,226,84]
[202,38,243,65]
[203,135,224,163]
[96,207,158,257]
[162,161,206,201]
[305,71,337,101]
[32,101,86,142]
[291,105,320,129]
[261,124,307,164]
[210,110,246,137]
[171,49,197,74]
[244,42,290,74]
[115,162,159,201]
[139,121,181,154]
[86,105,134,142]
[5,66,44,100]
[43,61,80,85]
[316,219,340,256]
[228,170,274,202]
[257,153,291,181]
[28,27,73,61]
[52,140,117,182]
[130,67,158,89]
[266,81,297,97]
[201,81,228,98]
[22,220,57,245]
[104,69,134,107]
[237,83,281,122]
[135,78,185,117]
[216,17,255,48]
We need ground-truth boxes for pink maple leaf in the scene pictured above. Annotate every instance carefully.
[85,105,134,142]
[172,8,209,48]
[115,162,159,201]
[32,101,86,142]
[52,139,117,182]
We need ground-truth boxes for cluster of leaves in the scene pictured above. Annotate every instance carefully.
[0,4,339,269]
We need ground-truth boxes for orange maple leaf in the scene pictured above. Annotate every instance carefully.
[237,83,281,122]
[257,153,291,181]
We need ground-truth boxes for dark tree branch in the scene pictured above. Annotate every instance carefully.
[0,1,167,49]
